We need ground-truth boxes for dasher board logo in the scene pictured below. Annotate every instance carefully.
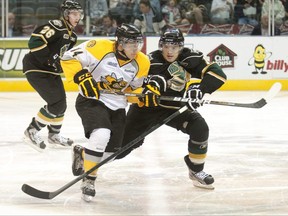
[248,44,272,75]
[207,44,237,68]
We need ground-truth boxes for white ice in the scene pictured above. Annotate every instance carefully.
[0,88,287,215]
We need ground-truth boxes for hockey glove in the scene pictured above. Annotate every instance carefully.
[47,54,62,73]
[184,83,204,110]
[146,75,167,93]
[138,84,161,107]
[74,69,100,99]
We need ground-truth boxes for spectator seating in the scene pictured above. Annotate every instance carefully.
[36,7,60,26]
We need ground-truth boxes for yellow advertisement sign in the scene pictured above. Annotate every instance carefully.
[0,39,30,77]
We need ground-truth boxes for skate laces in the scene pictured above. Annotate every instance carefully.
[49,133,72,145]
[28,128,43,144]
[75,147,83,168]
[193,171,209,180]
[82,179,95,192]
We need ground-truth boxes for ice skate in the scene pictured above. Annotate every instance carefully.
[23,125,46,152]
[72,144,84,176]
[81,177,96,202]
[48,133,73,147]
[184,155,214,190]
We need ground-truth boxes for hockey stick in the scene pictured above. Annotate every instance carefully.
[21,105,189,199]
[101,82,282,109]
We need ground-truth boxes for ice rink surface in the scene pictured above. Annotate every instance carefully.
[0,88,287,215]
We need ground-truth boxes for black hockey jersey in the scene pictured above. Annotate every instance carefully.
[23,18,77,75]
[147,47,226,108]
[148,47,227,98]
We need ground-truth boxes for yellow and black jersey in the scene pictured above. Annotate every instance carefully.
[23,18,77,75]
[61,39,150,110]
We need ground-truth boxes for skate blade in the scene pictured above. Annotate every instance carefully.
[48,142,72,149]
[23,136,46,153]
[192,180,215,190]
[82,194,93,202]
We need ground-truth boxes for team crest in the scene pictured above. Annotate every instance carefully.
[87,40,96,48]
[51,20,63,27]
[100,73,127,91]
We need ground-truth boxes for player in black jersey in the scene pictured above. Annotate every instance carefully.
[118,28,227,189]
[23,0,83,152]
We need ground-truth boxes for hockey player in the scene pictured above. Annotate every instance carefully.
[60,23,150,202]
[117,28,227,189]
[23,0,83,151]
[71,28,227,191]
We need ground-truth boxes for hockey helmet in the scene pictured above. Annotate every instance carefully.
[61,0,84,21]
[159,28,184,48]
[115,24,143,44]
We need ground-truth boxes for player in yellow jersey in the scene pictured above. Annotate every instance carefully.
[60,23,150,202]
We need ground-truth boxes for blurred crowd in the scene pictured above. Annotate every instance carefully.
[87,0,288,36]
[2,0,288,37]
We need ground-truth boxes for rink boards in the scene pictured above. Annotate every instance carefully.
[0,36,287,91]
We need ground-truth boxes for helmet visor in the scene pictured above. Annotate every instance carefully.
[161,43,182,52]
[64,9,84,21]
[69,9,84,20]
[122,39,144,52]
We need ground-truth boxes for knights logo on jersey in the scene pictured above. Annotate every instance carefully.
[100,72,127,91]
[167,61,189,92]
[51,20,63,27]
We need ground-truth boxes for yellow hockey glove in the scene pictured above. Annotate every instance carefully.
[74,69,99,99]
[138,84,160,107]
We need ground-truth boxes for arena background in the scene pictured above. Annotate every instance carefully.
[0,36,287,91]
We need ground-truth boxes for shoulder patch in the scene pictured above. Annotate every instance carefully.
[87,40,96,48]
[50,20,63,27]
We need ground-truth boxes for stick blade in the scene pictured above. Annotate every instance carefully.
[264,82,282,102]
[22,184,52,199]
[252,98,267,108]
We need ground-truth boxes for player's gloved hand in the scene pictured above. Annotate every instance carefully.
[138,75,167,107]
[73,69,100,99]
[146,75,167,92]
[138,84,161,107]
[184,83,204,110]
[47,54,62,72]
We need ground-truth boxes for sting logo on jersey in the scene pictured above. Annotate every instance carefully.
[207,44,237,68]
[100,72,127,91]
[87,40,96,48]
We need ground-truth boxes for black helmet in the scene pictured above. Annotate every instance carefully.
[61,0,83,20]
[159,28,184,48]
[115,23,143,44]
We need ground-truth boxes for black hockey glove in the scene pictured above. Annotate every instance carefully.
[74,69,100,99]
[184,83,204,110]
[47,54,62,73]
